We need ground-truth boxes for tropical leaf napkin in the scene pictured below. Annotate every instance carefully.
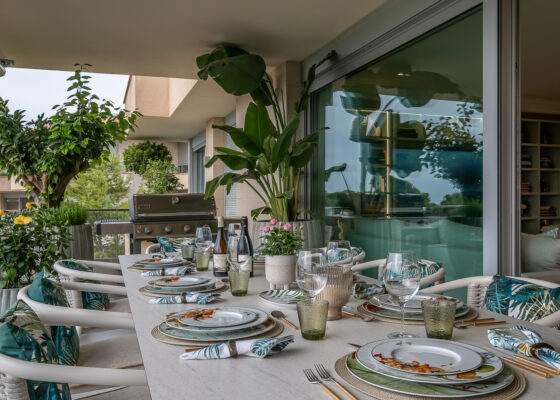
[352,281,385,300]
[141,266,196,277]
[148,293,220,305]
[488,325,560,369]
[179,335,295,360]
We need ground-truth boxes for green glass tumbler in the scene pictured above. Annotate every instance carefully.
[421,298,457,340]
[228,268,250,296]
[195,250,211,271]
[296,299,329,340]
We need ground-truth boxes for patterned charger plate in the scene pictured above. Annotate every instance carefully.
[359,301,471,321]
[258,289,306,307]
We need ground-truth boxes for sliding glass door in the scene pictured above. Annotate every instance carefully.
[311,7,483,286]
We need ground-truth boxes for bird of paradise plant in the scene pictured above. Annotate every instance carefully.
[0,204,68,288]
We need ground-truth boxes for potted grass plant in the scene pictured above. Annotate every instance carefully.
[197,45,334,248]
[56,201,92,260]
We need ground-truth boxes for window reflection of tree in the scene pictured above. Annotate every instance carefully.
[338,62,467,216]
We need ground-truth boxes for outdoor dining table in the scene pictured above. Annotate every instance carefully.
[119,254,560,400]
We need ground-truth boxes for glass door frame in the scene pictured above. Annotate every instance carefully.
[303,0,520,276]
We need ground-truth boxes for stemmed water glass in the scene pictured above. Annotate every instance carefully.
[296,248,328,300]
[383,251,420,339]
[195,225,213,250]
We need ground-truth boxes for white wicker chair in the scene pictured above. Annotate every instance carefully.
[0,283,149,400]
[145,243,161,254]
[422,276,560,327]
[351,258,446,288]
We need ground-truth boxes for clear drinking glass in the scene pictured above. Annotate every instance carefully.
[296,299,329,340]
[227,236,251,296]
[227,223,241,239]
[422,298,457,340]
[296,248,328,299]
[318,240,353,320]
[195,226,213,250]
[384,251,420,339]
[194,250,211,271]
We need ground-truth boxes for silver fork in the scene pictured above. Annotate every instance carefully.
[303,369,341,400]
[315,364,358,400]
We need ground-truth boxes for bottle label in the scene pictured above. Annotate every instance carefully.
[213,254,227,272]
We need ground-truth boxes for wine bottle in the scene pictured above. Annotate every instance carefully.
[238,216,254,277]
[213,216,228,277]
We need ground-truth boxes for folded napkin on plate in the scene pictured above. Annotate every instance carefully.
[488,325,560,369]
[352,281,385,299]
[148,293,220,305]
[180,335,294,360]
[141,266,196,277]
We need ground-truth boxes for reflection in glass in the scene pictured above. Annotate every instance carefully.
[312,8,483,294]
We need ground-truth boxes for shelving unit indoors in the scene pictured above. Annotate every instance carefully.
[521,117,560,233]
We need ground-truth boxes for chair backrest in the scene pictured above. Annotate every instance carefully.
[375,259,445,287]
[145,243,161,254]
[0,371,30,400]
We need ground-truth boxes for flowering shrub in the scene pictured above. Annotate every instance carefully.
[258,219,304,256]
[0,204,69,288]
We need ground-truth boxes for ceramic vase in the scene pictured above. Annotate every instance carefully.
[316,264,353,320]
[264,255,297,290]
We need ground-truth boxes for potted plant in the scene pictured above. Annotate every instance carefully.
[0,65,141,207]
[56,201,92,260]
[259,220,303,289]
[197,45,334,248]
[0,204,69,314]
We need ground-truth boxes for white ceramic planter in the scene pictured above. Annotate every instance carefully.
[264,255,297,290]
[0,288,20,315]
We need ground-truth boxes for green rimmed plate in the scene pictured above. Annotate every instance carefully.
[165,307,268,332]
[345,354,514,398]
[145,278,217,294]
[258,289,306,307]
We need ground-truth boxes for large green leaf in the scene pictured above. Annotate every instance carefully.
[244,101,274,148]
[289,142,314,168]
[213,124,261,156]
[205,154,252,171]
[271,115,299,167]
[251,206,272,220]
[214,146,246,157]
[204,176,221,199]
[197,45,266,95]
[249,79,274,106]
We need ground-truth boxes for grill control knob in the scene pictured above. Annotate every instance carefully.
[171,196,180,204]
[183,224,191,233]
[164,225,173,234]
[144,226,152,234]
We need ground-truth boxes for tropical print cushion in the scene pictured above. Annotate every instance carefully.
[157,236,193,253]
[60,260,110,311]
[418,261,443,288]
[28,271,79,365]
[483,275,560,323]
[0,300,71,400]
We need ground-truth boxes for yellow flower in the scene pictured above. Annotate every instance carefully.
[25,202,33,209]
[14,215,32,225]
[0,210,4,217]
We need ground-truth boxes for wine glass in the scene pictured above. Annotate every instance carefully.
[195,226,213,250]
[384,251,421,339]
[226,236,251,271]
[227,223,241,239]
[296,248,328,300]
[326,240,353,267]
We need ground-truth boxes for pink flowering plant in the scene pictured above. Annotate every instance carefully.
[258,219,304,256]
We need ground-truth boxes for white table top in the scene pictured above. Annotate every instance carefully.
[119,254,560,400]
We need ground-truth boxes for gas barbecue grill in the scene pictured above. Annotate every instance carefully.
[95,193,218,254]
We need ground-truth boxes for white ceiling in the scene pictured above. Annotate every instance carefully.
[520,0,560,102]
[0,0,386,79]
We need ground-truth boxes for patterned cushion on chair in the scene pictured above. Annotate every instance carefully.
[0,300,71,400]
[419,261,442,289]
[483,275,560,323]
[157,236,193,253]
[60,260,110,311]
[27,271,80,366]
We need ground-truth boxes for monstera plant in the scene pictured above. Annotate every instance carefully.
[198,45,334,222]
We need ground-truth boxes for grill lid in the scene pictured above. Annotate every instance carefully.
[129,193,216,221]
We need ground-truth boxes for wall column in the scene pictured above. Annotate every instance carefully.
[205,117,226,217]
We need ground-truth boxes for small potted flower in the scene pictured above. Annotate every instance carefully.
[259,220,304,289]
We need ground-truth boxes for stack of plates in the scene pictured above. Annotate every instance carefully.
[358,294,471,322]
[131,257,185,271]
[156,306,278,343]
[144,276,220,295]
[346,338,514,398]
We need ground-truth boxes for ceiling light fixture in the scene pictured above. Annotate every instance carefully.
[0,59,15,77]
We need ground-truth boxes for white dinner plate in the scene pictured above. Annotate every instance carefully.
[136,258,184,266]
[367,338,483,375]
[177,307,259,328]
[370,294,464,314]
[150,276,210,287]
[355,341,503,384]
[144,279,217,294]
[166,308,268,332]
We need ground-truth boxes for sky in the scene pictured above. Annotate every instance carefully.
[0,67,128,121]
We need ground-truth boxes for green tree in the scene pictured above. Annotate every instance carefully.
[65,154,131,209]
[0,66,140,207]
[140,159,183,194]
[122,141,172,175]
